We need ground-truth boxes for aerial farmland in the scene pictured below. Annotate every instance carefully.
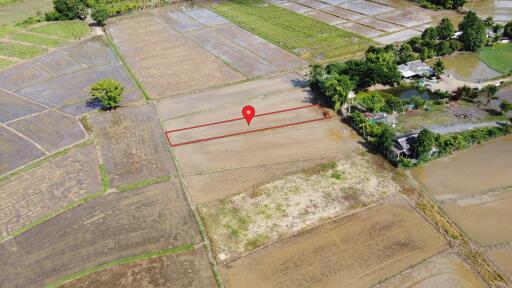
[0,0,511,287]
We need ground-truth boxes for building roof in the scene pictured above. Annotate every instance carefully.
[393,133,418,156]
[398,60,433,78]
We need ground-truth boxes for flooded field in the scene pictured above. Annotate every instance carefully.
[435,53,502,82]
[464,0,512,23]
[412,135,512,201]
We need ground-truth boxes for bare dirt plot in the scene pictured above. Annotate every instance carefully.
[219,197,447,288]
[356,17,403,32]
[339,0,395,16]
[375,252,486,288]
[440,190,512,246]
[155,10,205,32]
[321,5,365,20]
[187,29,278,78]
[0,126,45,175]
[7,110,86,153]
[411,135,512,201]
[200,152,400,262]
[89,104,175,187]
[0,181,200,288]
[184,8,230,26]
[61,248,216,288]
[291,0,330,9]
[209,23,307,71]
[64,36,117,66]
[160,74,361,203]
[338,22,385,37]
[376,7,433,27]
[277,2,314,13]
[0,61,51,91]
[303,10,348,25]
[15,62,137,108]
[0,144,101,240]
[35,49,86,76]
[374,29,421,44]
[0,89,45,123]
[107,14,244,98]
[488,247,512,280]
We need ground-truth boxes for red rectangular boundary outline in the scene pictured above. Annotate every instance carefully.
[165,104,331,147]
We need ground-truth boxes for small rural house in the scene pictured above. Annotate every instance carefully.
[388,133,418,162]
[398,60,434,78]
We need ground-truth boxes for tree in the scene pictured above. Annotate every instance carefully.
[436,40,452,56]
[437,18,454,40]
[384,96,405,113]
[372,123,395,152]
[90,79,124,110]
[320,73,354,112]
[397,43,417,64]
[410,95,426,109]
[433,59,445,77]
[504,21,512,38]
[51,0,88,20]
[500,100,512,115]
[483,16,494,29]
[480,84,498,106]
[357,92,386,112]
[421,27,438,41]
[419,47,434,61]
[458,11,487,51]
[414,129,436,159]
[92,6,109,25]
[308,63,325,90]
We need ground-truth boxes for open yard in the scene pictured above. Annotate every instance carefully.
[157,72,362,203]
[219,197,447,288]
[0,180,200,287]
[210,0,374,61]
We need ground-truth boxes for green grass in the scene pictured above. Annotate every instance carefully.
[44,243,195,288]
[479,43,512,75]
[30,21,90,40]
[0,57,16,69]
[0,0,22,7]
[0,40,47,58]
[117,175,170,192]
[99,163,110,192]
[10,31,67,47]
[211,0,374,61]
[0,24,18,37]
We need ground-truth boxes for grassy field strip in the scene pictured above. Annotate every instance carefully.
[0,139,93,182]
[29,21,90,40]
[10,31,68,47]
[117,175,171,192]
[0,40,47,58]
[210,0,374,62]
[0,0,22,7]
[44,243,195,288]
[105,34,150,100]
[479,43,512,75]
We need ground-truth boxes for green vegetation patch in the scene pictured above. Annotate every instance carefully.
[211,0,374,61]
[117,175,170,192]
[479,43,512,75]
[0,57,16,69]
[29,21,90,40]
[10,31,67,47]
[0,0,22,7]
[44,243,194,288]
[0,40,47,58]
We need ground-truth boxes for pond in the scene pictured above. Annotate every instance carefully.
[383,86,436,100]
[431,53,502,83]
[464,0,512,23]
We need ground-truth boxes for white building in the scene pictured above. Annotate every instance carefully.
[398,60,434,78]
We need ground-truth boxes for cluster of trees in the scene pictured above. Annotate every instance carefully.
[349,111,395,153]
[89,78,124,110]
[354,91,430,114]
[309,46,401,111]
[403,125,512,165]
[414,0,465,9]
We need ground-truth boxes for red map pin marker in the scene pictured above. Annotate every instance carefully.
[242,105,255,125]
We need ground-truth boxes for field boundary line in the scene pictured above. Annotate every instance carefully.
[43,243,195,288]
[116,175,171,193]
[104,34,151,101]
[165,104,330,147]
[1,123,49,154]
[155,102,225,288]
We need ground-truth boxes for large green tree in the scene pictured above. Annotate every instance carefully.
[414,129,436,159]
[504,21,512,38]
[52,0,88,20]
[90,79,124,110]
[320,73,354,112]
[458,11,487,51]
[437,18,454,40]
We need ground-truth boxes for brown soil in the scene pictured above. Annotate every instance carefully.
[219,197,447,288]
